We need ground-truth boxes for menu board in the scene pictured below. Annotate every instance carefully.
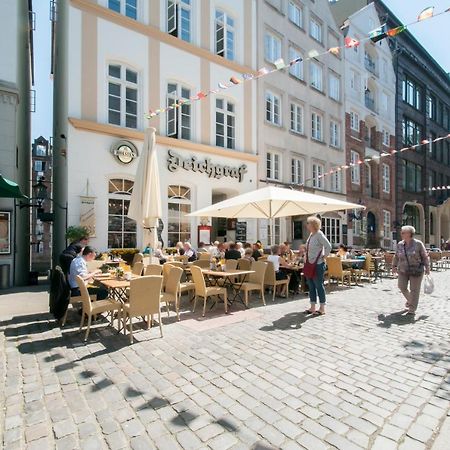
[0,212,11,254]
[235,221,247,242]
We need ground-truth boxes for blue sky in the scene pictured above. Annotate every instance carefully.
[31,1,450,141]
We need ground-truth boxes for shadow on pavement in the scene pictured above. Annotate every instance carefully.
[377,310,428,328]
[259,311,318,331]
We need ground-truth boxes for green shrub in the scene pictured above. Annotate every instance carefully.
[65,225,90,243]
[110,248,140,264]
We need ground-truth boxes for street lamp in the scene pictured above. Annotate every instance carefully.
[32,177,48,205]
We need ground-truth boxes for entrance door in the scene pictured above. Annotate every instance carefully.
[367,211,377,248]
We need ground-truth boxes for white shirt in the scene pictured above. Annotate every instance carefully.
[267,255,281,272]
[68,255,88,289]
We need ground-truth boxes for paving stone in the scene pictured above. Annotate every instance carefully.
[296,433,329,450]
[325,433,364,450]
[372,435,398,450]
[53,419,77,439]
[406,423,434,443]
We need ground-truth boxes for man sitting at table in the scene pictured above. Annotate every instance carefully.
[225,242,242,260]
[68,246,108,300]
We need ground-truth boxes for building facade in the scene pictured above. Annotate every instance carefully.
[256,0,347,248]
[0,0,34,287]
[331,2,396,249]
[52,0,258,255]
[373,0,450,246]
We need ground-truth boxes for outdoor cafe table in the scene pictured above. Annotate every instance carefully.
[93,274,139,303]
[202,269,255,308]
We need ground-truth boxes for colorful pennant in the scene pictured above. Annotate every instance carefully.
[418,6,434,21]
[387,26,405,37]
[369,23,387,43]
[344,37,360,48]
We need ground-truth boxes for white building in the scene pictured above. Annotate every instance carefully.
[256,0,347,247]
[52,0,258,254]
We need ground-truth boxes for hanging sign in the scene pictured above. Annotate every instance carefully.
[80,196,96,237]
[167,150,247,182]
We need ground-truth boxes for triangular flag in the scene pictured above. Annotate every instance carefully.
[344,37,360,48]
[242,73,255,81]
[230,76,242,85]
[218,82,229,89]
[417,6,434,21]
[208,88,220,95]
[274,58,286,69]
[369,23,387,43]
[197,92,207,99]
[387,26,405,37]
[308,49,320,58]
[329,47,340,56]
[257,67,270,77]
[289,56,302,66]
[340,19,350,37]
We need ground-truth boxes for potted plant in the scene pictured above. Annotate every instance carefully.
[99,264,110,274]
[65,225,91,243]
[115,267,124,279]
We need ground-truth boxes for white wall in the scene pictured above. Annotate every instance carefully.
[0,0,19,83]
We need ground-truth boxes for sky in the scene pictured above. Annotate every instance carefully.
[31,0,450,141]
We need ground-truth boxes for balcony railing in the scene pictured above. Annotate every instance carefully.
[365,94,376,112]
[364,57,377,76]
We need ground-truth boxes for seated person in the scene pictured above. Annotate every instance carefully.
[183,242,197,262]
[68,246,108,300]
[224,242,242,260]
[282,241,295,262]
[243,247,255,262]
[59,243,83,276]
[197,242,208,253]
[175,241,185,255]
[236,242,245,257]
[337,244,350,259]
[208,241,220,258]
[267,245,291,296]
[252,242,262,261]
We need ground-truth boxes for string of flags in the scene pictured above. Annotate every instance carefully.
[300,133,450,188]
[145,6,449,120]
[427,186,450,192]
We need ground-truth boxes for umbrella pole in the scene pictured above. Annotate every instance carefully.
[270,217,274,247]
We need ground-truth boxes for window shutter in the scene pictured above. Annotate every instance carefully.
[167,0,177,35]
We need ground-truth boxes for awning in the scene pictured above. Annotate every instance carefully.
[0,174,28,199]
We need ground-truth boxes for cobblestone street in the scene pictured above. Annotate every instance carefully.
[1,273,449,450]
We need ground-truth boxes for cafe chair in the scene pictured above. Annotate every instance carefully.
[76,275,122,342]
[160,266,183,321]
[198,253,211,261]
[61,292,82,327]
[131,261,144,276]
[237,258,251,271]
[325,257,352,286]
[122,275,164,344]
[145,264,163,276]
[190,265,227,317]
[264,261,290,301]
[224,260,238,270]
[240,261,267,307]
[352,254,373,283]
[192,259,210,269]
[131,252,144,267]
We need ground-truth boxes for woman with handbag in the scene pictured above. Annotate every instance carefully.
[303,216,332,315]
[392,225,430,315]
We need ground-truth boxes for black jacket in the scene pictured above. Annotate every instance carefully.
[49,266,70,320]
[225,249,242,260]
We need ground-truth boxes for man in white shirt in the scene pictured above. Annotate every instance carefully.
[69,246,107,299]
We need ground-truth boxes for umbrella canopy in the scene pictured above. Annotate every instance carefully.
[0,174,27,199]
[188,186,364,219]
[128,128,161,249]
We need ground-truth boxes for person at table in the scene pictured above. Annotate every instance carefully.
[183,242,197,262]
[175,241,185,255]
[197,242,208,253]
[304,216,332,316]
[236,242,245,257]
[252,242,262,261]
[392,225,430,316]
[337,244,350,259]
[282,242,295,262]
[225,242,242,260]
[59,243,83,276]
[243,248,255,263]
[267,245,291,296]
[296,244,306,264]
[68,246,108,300]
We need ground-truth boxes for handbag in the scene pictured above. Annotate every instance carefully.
[403,241,424,277]
[303,239,322,279]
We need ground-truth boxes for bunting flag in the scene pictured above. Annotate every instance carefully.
[418,6,434,21]
[386,25,406,37]
[144,6,448,121]
[344,37,360,48]
[369,23,387,43]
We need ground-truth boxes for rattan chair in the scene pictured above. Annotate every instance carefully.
[76,276,122,341]
[237,258,251,271]
[145,264,163,276]
[192,259,210,269]
[160,266,183,321]
[190,265,227,316]
[122,275,163,343]
[240,261,267,307]
[325,257,352,286]
[264,261,290,301]
[131,261,144,276]
[198,253,211,261]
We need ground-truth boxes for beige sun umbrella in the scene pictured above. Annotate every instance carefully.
[188,186,364,245]
[128,127,161,250]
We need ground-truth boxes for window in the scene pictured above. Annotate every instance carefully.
[312,163,324,189]
[289,46,303,80]
[167,185,191,247]
[402,75,422,110]
[401,160,422,192]
[290,102,303,134]
[331,171,341,193]
[108,64,138,129]
[167,0,191,42]
[350,111,360,131]
[403,204,421,233]
[266,91,281,126]
[311,112,323,141]
[382,163,390,193]
[108,178,136,248]
[350,150,361,185]
[215,98,235,149]
[402,118,422,146]
[264,32,281,63]
[322,217,340,245]
[383,210,391,238]
[426,95,436,120]
[167,83,191,139]
[329,72,340,101]
[350,70,360,92]
[382,129,390,146]
[288,1,303,28]
[380,92,388,113]
[108,0,137,19]
[310,61,323,91]
[310,17,322,43]
[266,152,280,180]
[215,10,234,61]
[330,120,340,148]
[268,218,281,247]
[35,144,46,156]
[291,157,304,184]
[34,160,46,172]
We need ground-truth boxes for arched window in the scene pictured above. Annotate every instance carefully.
[108,178,136,248]
[167,185,191,247]
[403,204,421,234]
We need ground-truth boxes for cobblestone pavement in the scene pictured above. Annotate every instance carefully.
[1,272,450,450]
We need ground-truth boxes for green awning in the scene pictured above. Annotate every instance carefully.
[0,174,28,199]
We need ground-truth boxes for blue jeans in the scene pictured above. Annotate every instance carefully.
[307,262,326,305]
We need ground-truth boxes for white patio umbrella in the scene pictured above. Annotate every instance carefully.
[128,127,161,250]
[187,186,364,245]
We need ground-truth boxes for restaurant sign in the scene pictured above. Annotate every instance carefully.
[167,150,247,182]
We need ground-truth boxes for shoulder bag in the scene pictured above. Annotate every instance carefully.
[303,239,322,279]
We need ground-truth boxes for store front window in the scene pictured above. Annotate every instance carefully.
[108,178,137,248]
[322,217,341,246]
[168,185,191,247]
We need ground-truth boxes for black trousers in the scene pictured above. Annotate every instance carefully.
[71,286,108,300]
